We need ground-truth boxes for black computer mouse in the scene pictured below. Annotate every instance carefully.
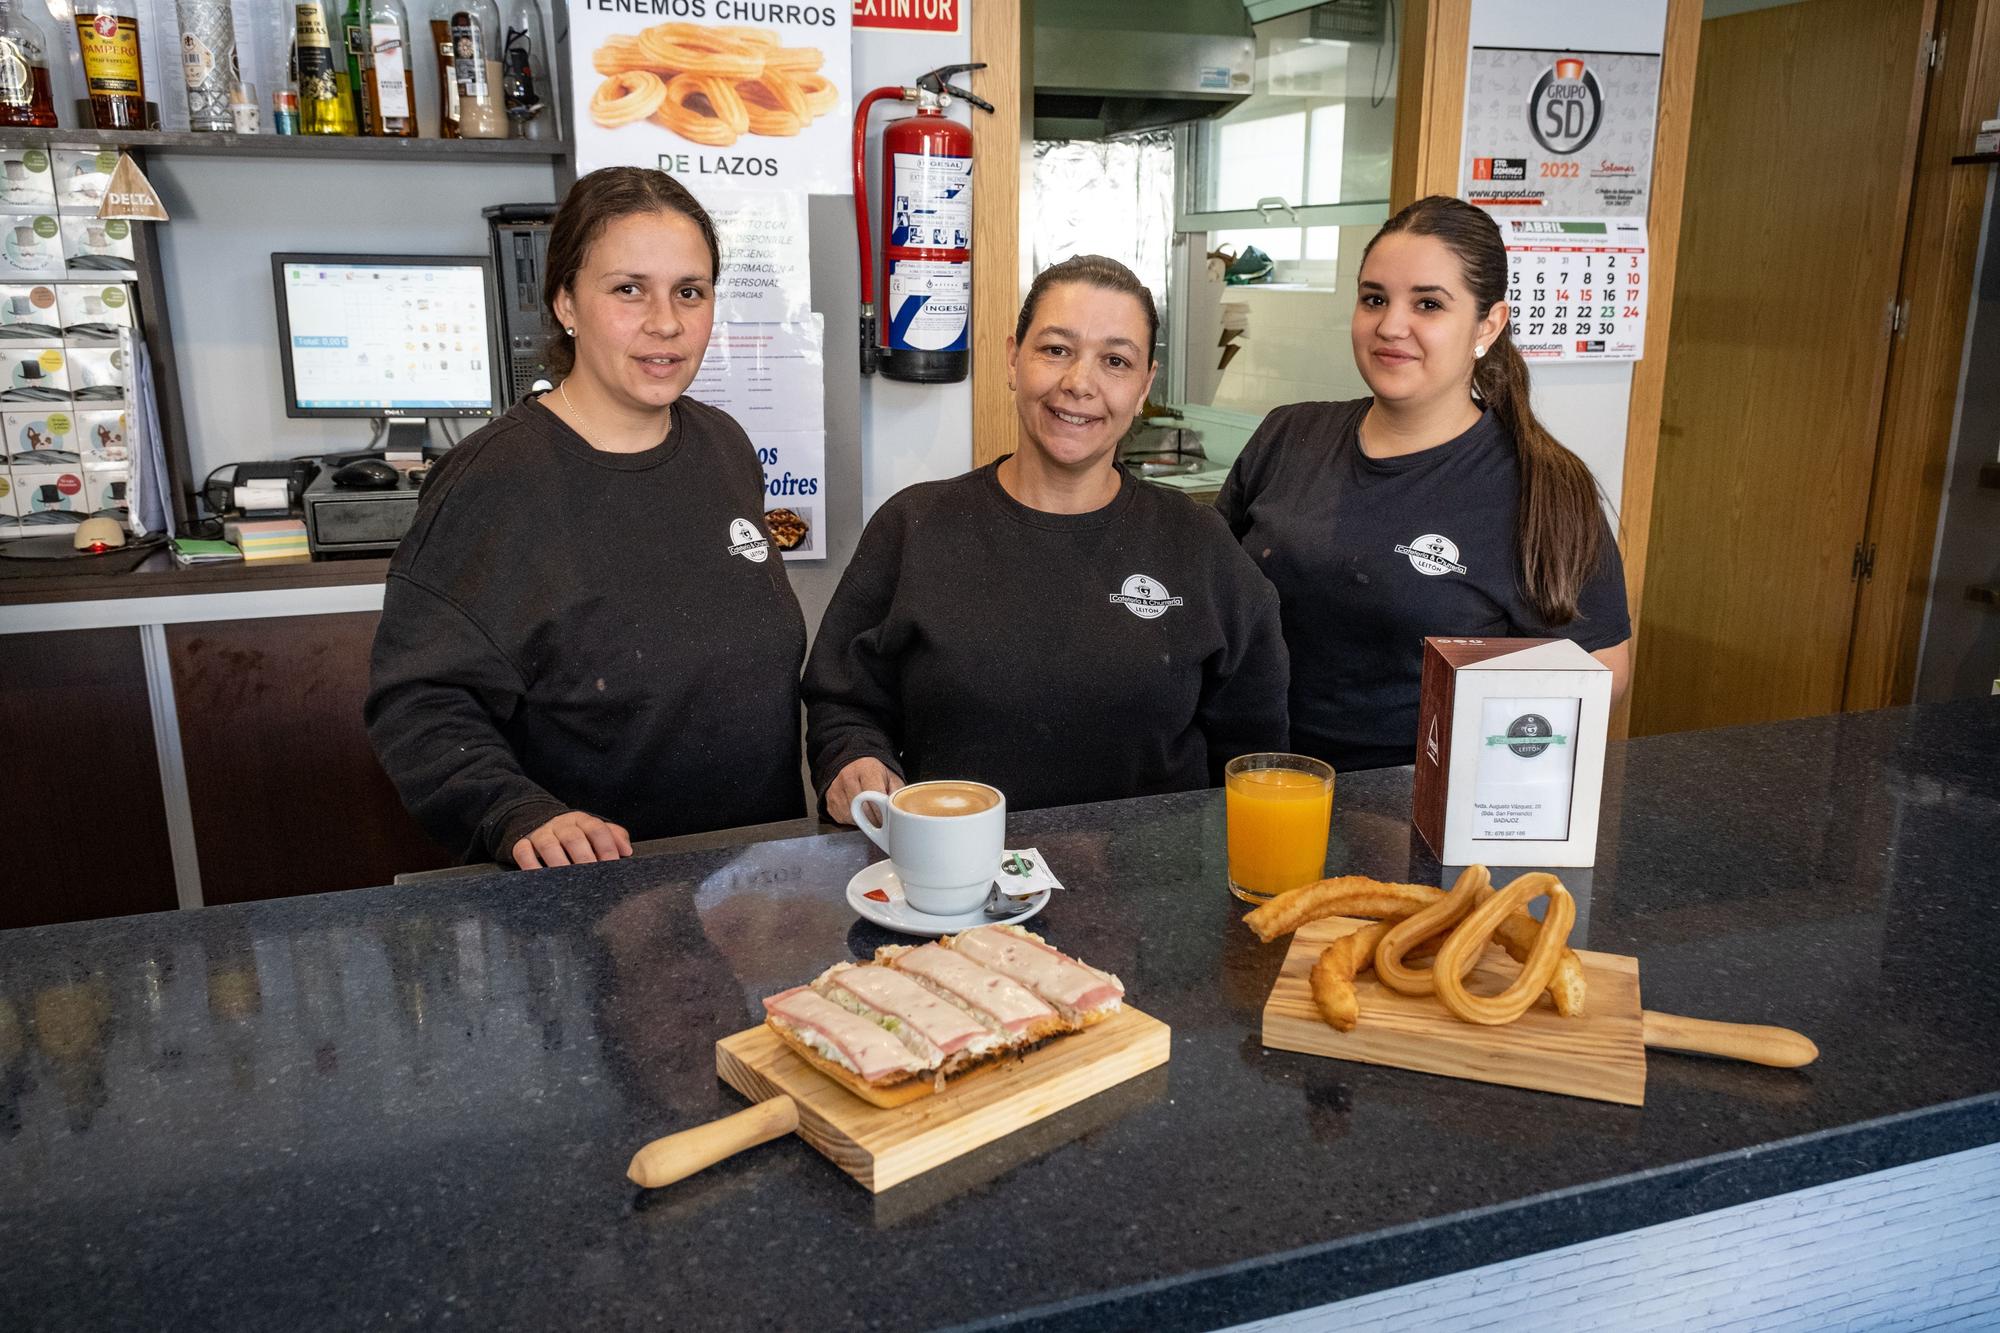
[331,458,402,489]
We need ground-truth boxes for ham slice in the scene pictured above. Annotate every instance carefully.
[828,966,989,1056]
[951,927,1123,1014]
[763,987,929,1081]
[892,943,1055,1033]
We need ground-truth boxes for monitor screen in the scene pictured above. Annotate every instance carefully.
[272,254,502,417]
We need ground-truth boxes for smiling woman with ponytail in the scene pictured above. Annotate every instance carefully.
[1218,195,1632,773]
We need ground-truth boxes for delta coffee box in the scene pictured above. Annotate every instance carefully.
[1412,637,1611,867]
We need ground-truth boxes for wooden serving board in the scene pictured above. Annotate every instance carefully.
[1261,917,1647,1105]
[715,1005,1171,1192]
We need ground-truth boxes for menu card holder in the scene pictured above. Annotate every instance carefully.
[1413,637,1611,867]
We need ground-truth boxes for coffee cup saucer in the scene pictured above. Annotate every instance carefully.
[846,860,1049,938]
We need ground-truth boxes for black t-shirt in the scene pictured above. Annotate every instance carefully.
[366,395,808,862]
[803,460,1289,812]
[1217,399,1630,773]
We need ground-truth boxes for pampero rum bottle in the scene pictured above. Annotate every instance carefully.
[73,0,146,130]
[0,0,59,128]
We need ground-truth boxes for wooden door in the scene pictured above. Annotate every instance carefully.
[1631,0,1935,736]
[166,612,452,904]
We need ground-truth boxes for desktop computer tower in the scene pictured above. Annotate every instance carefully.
[484,203,559,406]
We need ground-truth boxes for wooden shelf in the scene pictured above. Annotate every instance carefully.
[0,127,568,163]
[1950,151,2000,165]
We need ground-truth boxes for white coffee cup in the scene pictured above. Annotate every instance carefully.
[853,780,1006,916]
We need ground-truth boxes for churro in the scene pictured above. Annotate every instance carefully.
[1246,868,1588,1027]
[588,23,836,141]
[1243,876,1443,944]
[1373,865,1489,996]
[1310,922,1394,1033]
[1433,873,1577,1026]
[589,71,667,129]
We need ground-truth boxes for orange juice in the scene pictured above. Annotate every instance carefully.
[1225,764,1333,903]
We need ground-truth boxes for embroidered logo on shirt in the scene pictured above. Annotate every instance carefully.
[1394,533,1468,576]
[1109,573,1184,620]
[726,517,770,564]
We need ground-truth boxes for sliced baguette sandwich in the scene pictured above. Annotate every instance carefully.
[760,924,1126,1108]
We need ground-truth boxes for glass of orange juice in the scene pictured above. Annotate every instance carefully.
[1224,753,1335,904]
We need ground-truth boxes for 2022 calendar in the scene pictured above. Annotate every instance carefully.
[1502,217,1648,363]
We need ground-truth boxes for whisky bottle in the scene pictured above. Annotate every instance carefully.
[0,0,58,129]
[362,0,415,137]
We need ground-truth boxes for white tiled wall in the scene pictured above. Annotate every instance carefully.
[1223,1140,2000,1332]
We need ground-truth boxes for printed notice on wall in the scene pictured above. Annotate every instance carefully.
[1460,47,1661,217]
[702,188,813,324]
[570,1,853,193]
[1502,216,1648,362]
[690,314,826,432]
[1471,696,1581,840]
[750,428,824,561]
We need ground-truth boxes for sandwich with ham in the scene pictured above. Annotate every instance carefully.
[760,925,1125,1107]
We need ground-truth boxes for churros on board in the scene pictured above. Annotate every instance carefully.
[1245,867,1587,1033]
[588,23,836,141]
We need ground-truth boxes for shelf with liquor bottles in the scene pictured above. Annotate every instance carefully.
[0,0,566,163]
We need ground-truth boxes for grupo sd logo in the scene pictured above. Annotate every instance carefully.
[1528,55,1603,155]
[91,13,119,37]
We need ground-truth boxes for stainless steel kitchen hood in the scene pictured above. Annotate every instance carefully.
[1034,0,1256,140]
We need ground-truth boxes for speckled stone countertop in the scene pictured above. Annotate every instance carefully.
[4,701,1997,1331]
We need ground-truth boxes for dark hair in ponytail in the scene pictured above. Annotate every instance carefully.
[1363,196,1607,626]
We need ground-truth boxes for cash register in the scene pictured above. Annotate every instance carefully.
[272,251,503,555]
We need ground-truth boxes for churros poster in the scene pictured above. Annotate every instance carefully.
[572,1,853,193]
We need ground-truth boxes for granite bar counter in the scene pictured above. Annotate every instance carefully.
[3,701,1998,1330]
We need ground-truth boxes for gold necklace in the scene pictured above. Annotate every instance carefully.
[557,378,668,450]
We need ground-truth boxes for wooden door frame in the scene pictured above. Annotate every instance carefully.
[971,0,1034,467]
[1844,0,2000,708]
[1392,1,1704,738]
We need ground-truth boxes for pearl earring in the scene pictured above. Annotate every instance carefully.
[566,327,576,337]
[1474,344,1486,358]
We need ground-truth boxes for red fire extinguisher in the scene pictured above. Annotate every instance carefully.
[853,63,993,383]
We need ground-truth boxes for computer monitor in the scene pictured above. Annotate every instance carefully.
[271,252,504,455]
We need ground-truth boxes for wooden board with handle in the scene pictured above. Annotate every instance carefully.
[635,1005,1171,1194]
[1261,918,1815,1106]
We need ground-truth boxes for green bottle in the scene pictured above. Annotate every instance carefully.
[342,0,370,133]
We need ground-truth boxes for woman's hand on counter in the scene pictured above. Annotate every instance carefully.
[513,812,635,870]
[826,758,903,827]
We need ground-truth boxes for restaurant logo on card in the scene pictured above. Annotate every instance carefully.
[1395,533,1467,576]
[1486,713,1567,759]
[1109,574,1183,619]
[726,517,770,563]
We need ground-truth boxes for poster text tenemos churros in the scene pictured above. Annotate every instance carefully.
[569,3,853,194]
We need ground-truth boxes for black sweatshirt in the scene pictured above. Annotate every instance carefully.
[803,460,1289,813]
[1217,399,1630,773]
[366,395,807,863]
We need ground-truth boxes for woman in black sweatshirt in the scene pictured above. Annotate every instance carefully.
[804,255,1289,822]
[366,169,807,869]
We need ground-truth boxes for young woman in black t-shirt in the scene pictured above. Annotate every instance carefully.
[366,169,807,869]
[1218,196,1632,773]
[805,256,1288,822]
